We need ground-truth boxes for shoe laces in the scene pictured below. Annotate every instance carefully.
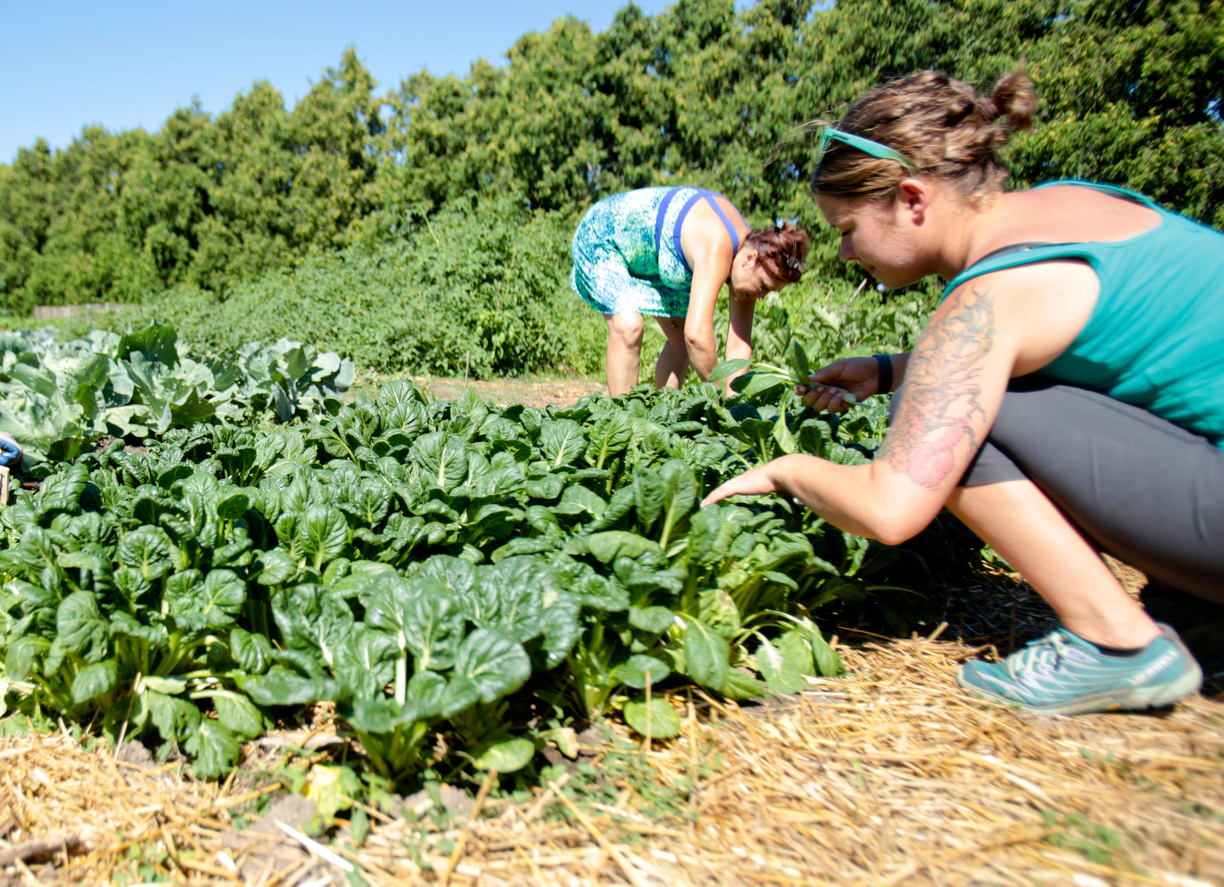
[1006,630,1091,683]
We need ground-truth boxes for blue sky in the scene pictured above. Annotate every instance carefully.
[1,0,672,164]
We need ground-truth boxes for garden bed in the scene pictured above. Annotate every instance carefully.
[3,373,1219,887]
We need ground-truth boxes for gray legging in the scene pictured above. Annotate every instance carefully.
[957,378,1224,599]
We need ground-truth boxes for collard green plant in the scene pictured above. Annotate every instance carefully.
[0,325,353,463]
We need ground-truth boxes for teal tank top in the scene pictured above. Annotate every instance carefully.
[942,181,1224,450]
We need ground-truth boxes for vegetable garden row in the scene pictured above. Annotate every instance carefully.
[0,321,951,800]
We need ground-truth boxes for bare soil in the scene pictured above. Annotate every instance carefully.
[408,375,606,408]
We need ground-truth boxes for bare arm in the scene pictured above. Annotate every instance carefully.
[682,231,735,383]
[682,268,724,382]
[721,290,756,392]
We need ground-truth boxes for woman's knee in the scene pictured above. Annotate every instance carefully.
[606,313,645,346]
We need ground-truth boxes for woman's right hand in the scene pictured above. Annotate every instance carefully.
[796,356,881,412]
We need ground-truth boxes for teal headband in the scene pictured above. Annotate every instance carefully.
[817,127,916,172]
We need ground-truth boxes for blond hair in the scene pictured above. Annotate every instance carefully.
[811,69,1037,204]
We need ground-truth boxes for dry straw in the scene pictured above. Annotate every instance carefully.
[2,626,1221,886]
[2,561,1220,886]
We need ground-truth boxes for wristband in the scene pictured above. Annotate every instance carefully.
[873,354,893,394]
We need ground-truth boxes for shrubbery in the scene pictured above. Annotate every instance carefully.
[51,198,609,380]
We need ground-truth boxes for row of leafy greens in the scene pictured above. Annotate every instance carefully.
[0,324,354,463]
[0,328,961,785]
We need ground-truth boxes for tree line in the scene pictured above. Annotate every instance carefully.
[1,0,1221,312]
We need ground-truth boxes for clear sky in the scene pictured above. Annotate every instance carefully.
[1,0,672,164]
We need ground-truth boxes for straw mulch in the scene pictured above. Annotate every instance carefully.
[3,575,1222,886]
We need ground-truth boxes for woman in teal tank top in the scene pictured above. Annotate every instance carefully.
[704,69,1218,716]
[570,187,809,396]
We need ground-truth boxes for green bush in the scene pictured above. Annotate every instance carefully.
[51,198,608,380]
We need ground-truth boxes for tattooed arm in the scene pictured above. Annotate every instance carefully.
[878,285,996,489]
[702,278,1024,542]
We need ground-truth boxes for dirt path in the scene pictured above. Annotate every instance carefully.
[409,376,606,409]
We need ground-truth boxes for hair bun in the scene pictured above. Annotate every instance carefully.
[990,70,1037,131]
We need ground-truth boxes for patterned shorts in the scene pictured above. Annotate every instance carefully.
[570,203,689,318]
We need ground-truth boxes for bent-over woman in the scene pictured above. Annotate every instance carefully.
[571,187,809,396]
[704,70,1221,716]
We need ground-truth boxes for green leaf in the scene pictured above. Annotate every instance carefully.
[685,507,734,569]
[178,470,219,498]
[57,592,110,663]
[119,324,179,366]
[453,629,531,704]
[681,620,730,692]
[412,432,470,491]
[710,359,751,383]
[539,589,582,669]
[622,697,681,740]
[197,569,247,630]
[720,669,766,700]
[655,459,699,545]
[147,690,202,741]
[628,606,675,634]
[538,419,586,469]
[215,693,268,742]
[184,721,241,779]
[405,670,478,720]
[467,558,549,643]
[772,412,797,455]
[238,668,340,706]
[803,621,844,677]
[5,636,49,681]
[557,483,607,519]
[71,659,119,704]
[731,372,790,400]
[754,636,804,695]
[113,569,154,606]
[297,505,350,571]
[215,490,251,521]
[616,654,671,690]
[632,468,664,533]
[697,588,741,637]
[790,340,812,383]
[230,627,275,673]
[118,526,173,581]
[141,676,188,695]
[254,549,297,586]
[470,734,535,772]
[333,632,398,702]
[777,630,815,677]
[585,531,660,564]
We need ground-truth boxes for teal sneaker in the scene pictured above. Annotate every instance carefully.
[957,623,1203,716]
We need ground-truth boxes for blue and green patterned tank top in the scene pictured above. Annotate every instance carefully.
[942,180,1224,449]
[572,187,740,308]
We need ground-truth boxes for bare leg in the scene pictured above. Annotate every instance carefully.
[654,316,689,389]
[604,313,645,396]
[945,479,1161,649]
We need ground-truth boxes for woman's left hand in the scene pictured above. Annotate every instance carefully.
[701,463,783,507]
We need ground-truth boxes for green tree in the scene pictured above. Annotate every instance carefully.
[2,1,1222,316]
